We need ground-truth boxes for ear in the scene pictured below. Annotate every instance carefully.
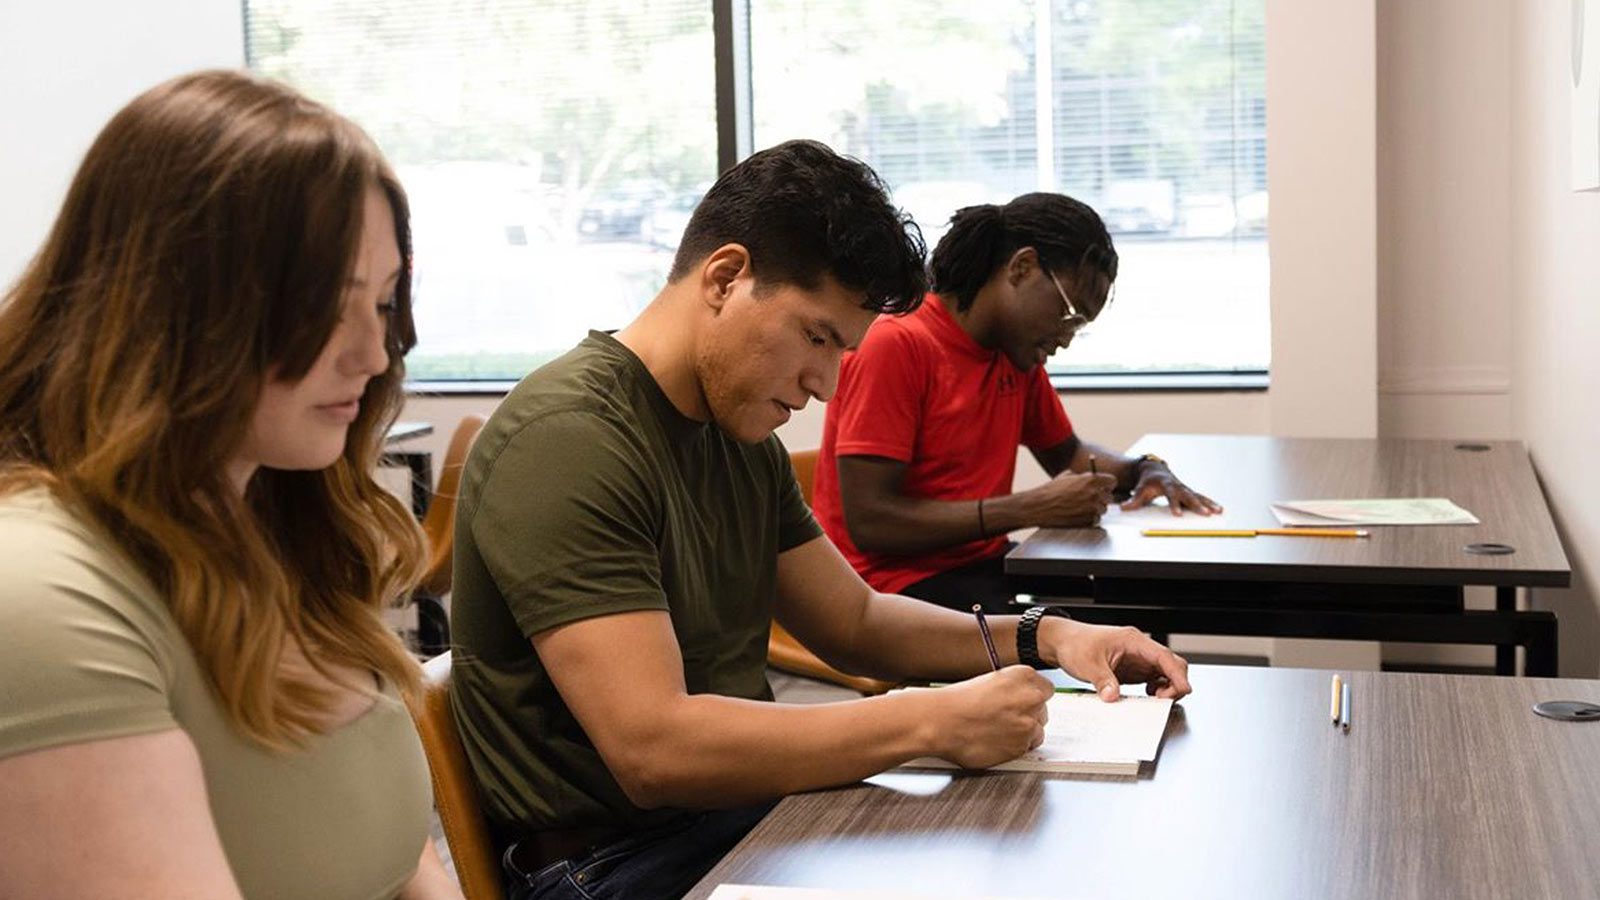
[699,243,752,313]
[1005,246,1039,289]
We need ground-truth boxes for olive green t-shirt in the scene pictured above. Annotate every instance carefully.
[0,489,432,900]
[450,331,822,839]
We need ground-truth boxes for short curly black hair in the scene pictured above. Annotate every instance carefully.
[669,140,927,314]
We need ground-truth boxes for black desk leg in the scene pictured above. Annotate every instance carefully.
[1522,590,1559,677]
[406,452,432,519]
[1495,587,1517,676]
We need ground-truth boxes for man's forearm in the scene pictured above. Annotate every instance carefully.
[848,492,1038,555]
[836,591,1036,681]
[620,689,944,809]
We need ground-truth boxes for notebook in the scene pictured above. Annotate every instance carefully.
[1269,498,1479,527]
[899,691,1174,777]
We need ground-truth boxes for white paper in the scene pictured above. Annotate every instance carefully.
[1269,498,1479,527]
[1096,498,1249,531]
[902,693,1173,775]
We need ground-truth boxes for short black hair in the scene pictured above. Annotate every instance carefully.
[929,192,1118,312]
[669,139,927,314]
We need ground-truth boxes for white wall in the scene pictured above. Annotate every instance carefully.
[1509,2,1600,676]
[1365,0,1598,676]
[0,2,245,287]
[1376,0,1515,445]
[1267,0,1379,440]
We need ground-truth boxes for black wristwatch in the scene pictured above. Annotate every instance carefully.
[1017,606,1069,669]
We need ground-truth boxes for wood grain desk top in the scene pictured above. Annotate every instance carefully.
[689,664,1600,900]
[1007,434,1571,587]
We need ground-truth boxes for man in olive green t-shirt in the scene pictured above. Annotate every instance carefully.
[451,140,1194,900]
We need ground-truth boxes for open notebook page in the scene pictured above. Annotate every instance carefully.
[900,692,1173,776]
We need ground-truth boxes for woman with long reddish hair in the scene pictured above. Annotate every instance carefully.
[0,71,461,899]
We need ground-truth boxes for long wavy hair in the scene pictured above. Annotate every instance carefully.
[0,70,427,748]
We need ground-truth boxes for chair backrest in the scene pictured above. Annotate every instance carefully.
[419,415,488,597]
[408,652,505,900]
[769,447,898,696]
[790,448,819,504]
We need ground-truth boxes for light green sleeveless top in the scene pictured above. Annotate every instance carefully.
[0,489,432,900]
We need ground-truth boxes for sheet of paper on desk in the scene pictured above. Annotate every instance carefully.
[900,693,1174,777]
[1270,498,1479,527]
[1097,499,1251,530]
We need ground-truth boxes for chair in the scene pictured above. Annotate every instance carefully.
[768,449,897,695]
[419,414,489,597]
[409,415,488,655]
[408,652,504,900]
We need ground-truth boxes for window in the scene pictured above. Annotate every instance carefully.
[750,0,1268,376]
[246,0,1265,383]
[246,0,717,381]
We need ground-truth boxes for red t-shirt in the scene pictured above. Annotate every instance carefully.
[813,294,1074,594]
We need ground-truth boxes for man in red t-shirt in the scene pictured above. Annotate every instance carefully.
[813,193,1220,613]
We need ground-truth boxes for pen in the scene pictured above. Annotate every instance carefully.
[1330,674,1342,725]
[1141,528,1370,538]
[1340,681,1352,733]
[1089,454,1098,477]
[971,604,1001,671]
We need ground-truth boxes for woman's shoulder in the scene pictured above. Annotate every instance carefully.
[0,485,101,541]
[0,487,152,582]
[0,486,176,649]
[0,487,184,761]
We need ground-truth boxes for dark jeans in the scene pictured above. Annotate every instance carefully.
[503,803,775,900]
[900,543,1092,615]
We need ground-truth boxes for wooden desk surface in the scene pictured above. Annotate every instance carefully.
[1007,435,1571,587]
[689,665,1600,900]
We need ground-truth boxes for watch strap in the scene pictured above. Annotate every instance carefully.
[1016,605,1068,669]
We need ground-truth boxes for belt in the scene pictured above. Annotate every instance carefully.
[507,825,623,874]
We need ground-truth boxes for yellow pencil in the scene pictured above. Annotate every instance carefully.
[1331,673,1343,725]
[1140,528,1370,538]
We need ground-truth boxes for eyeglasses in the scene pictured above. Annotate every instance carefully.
[1046,269,1094,337]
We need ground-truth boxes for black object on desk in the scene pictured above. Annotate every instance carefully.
[1533,700,1600,721]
